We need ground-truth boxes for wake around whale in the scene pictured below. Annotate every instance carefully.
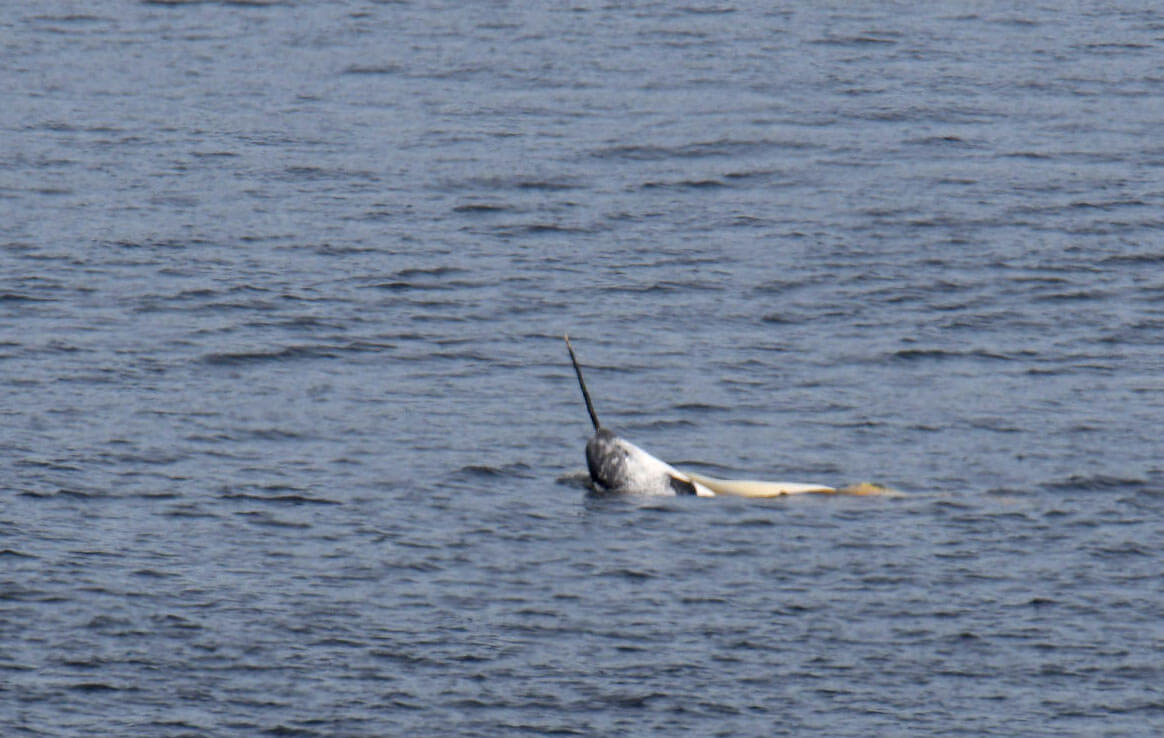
[565,336,895,498]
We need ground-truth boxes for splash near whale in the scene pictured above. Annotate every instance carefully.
[564,335,896,498]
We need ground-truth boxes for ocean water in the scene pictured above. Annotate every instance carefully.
[3,2,1163,735]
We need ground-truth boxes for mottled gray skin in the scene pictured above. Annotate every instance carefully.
[585,428,640,492]
[585,427,711,496]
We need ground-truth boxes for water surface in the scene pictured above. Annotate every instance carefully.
[3,2,1163,735]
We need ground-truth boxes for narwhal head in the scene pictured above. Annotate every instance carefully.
[585,427,706,495]
[566,336,712,497]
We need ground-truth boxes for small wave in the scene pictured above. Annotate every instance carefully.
[678,5,735,14]
[452,203,512,214]
[723,168,789,183]
[0,292,52,303]
[85,614,133,630]
[132,568,173,579]
[672,402,728,413]
[810,33,899,46]
[310,637,365,648]
[728,517,777,528]
[30,13,105,23]
[641,178,727,190]
[244,428,306,441]
[448,175,580,192]
[394,266,466,280]
[1101,252,1164,266]
[221,492,340,506]
[452,463,535,480]
[1042,474,1146,493]
[68,682,124,693]
[200,345,339,365]
[597,280,724,294]
[16,456,83,471]
[191,150,239,158]
[366,265,468,291]
[105,238,200,250]
[369,280,453,291]
[312,243,379,256]
[1091,542,1152,558]
[236,511,311,529]
[1081,41,1153,52]
[143,0,288,6]
[905,134,981,148]
[162,505,219,519]
[342,64,404,75]
[608,567,656,580]
[639,418,697,430]
[1068,198,1148,211]
[760,312,807,325]
[1033,289,1111,302]
[593,139,779,161]
[892,348,1013,362]
[486,223,598,237]
[1000,150,1054,160]
[19,488,101,500]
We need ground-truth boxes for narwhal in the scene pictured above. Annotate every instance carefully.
[565,335,892,498]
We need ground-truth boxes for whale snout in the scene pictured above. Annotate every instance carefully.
[585,428,628,492]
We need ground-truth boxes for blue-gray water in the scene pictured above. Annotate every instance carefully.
[3,2,1163,735]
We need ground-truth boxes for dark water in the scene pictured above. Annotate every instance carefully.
[3,2,1164,735]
